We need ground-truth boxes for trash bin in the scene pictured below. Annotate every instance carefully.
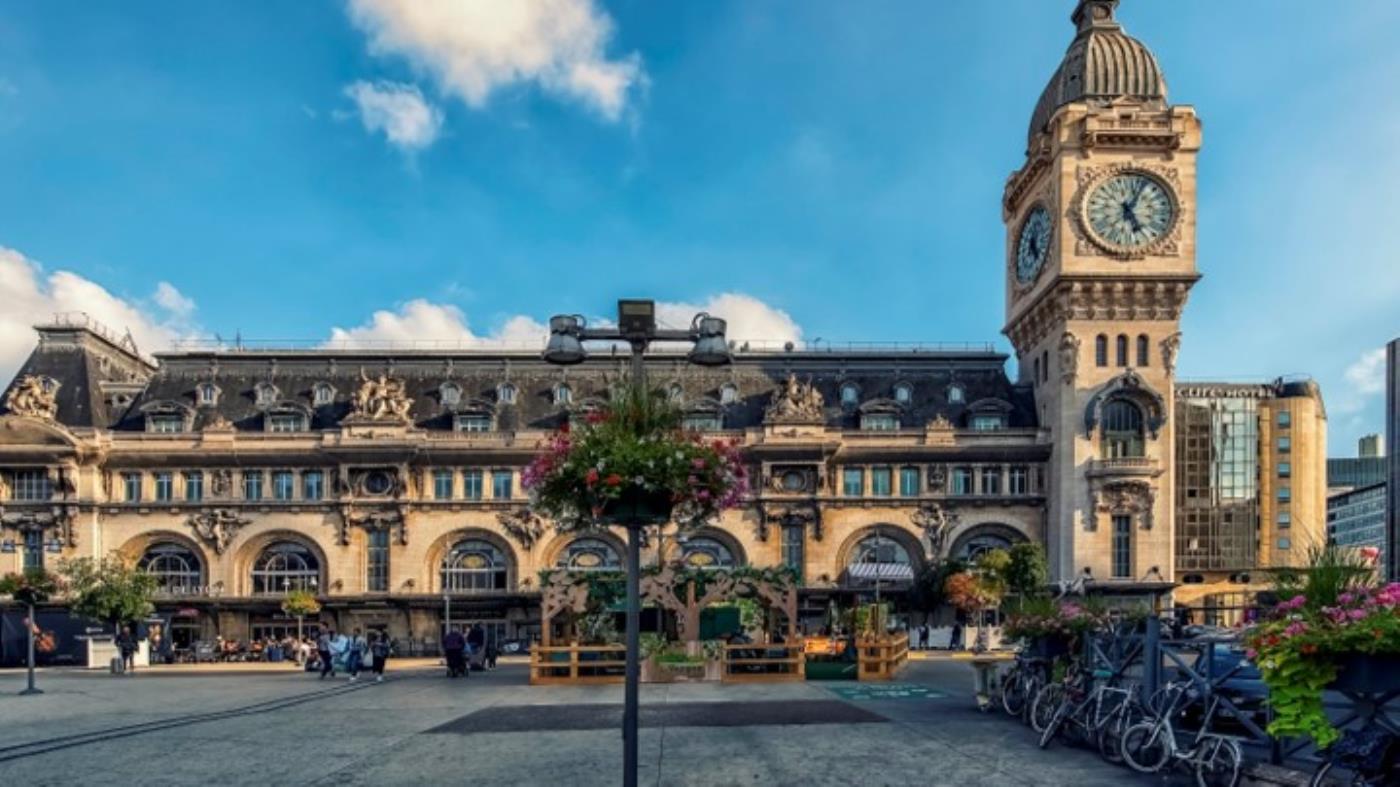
[110,655,125,674]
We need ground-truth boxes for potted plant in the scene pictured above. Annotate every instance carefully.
[280,589,322,644]
[1245,545,1399,747]
[523,383,748,532]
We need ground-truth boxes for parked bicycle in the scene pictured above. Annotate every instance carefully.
[1036,666,1137,755]
[998,653,1050,719]
[1119,679,1242,787]
[1308,725,1400,787]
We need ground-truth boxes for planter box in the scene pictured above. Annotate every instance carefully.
[1329,653,1400,694]
[1026,636,1072,660]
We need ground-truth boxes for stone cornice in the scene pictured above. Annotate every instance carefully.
[1004,275,1199,356]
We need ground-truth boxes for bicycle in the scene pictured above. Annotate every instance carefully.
[999,653,1050,719]
[1119,680,1243,787]
[1308,724,1399,787]
[1038,668,1136,753]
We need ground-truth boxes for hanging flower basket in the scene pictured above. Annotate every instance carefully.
[523,383,747,533]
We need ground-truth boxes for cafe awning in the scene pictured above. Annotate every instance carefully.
[846,563,914,582]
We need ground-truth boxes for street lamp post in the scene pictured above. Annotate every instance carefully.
[544,299,730,787]
[20,601,41,696]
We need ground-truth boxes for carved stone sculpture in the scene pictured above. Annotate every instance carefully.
[763,374,825,423]
[336,504,408,546]
[210,469,233,498]
[1059,331,1081,384]
[1160,332,1182,376]
[188,509,251,554]
[498,508,546,550]
[5,376,59,421]
[912,502,959,558]
[1086,479,1155,532]
[350,369,414,422]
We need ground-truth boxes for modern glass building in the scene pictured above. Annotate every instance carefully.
[1327,482,1386,569]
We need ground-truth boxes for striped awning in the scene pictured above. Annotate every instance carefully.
[846,563,914,582]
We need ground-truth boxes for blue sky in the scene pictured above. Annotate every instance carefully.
[0,0,1396,453]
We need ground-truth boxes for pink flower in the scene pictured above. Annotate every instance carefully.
[1360,546,1380,564]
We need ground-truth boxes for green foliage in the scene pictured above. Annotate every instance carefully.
[59,555,159,628]
[640,632,669,660]
[576,611,619,645]
[280,589,322,618]
[1268,542,1375,612]
[1003,544,1048,601]
[909,558,966,612]
[655,649,704,665]
[700,639,725,661]
[0,567,62,605]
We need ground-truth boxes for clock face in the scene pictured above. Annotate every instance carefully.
[1085,172,1175,250]
[1015,205,1053,284]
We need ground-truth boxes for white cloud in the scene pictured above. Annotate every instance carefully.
[325,293,802,351]
[345,0,643,122]
[1344,347,1387,397]
[0,246,197,385]
[344,80,444,151]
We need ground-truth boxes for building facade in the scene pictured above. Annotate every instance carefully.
[1388,338,1399,580]
[0,1,1329,646]
[1172,381,1328,617]
[1327,483,1386,571]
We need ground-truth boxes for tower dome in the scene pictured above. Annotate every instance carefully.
[1028,0,1168,147]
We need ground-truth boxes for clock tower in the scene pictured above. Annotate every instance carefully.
[1003,0,1202,589]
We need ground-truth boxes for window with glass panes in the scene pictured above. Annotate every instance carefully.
[272,471,294,501]
[123,473,142,502]
[434,470,454,500]
[951,467,973,495]
[980,467,1001,495]
[842,468,863,496]
[781,525,804,578]
[870,467,892,496]
[154,472,173,502]
[9,470,52,501]
[268,414,304,432]
[1112,515,1132,578]
[1174,397,1259,571]
[899,467,920,497]
[970,415,1003,431]
[1278,487,1291,503]
[149,415,184,433]
[491,470,512,500]
[456,415,491,432]
[244,471,264,501]
[1277,410,1291,428]
[1277,436,1291,453]
[1278,462,1291,478]
[23,530,44,570]
[184,471,203,502]
[861,414,898,431]
[366,529,389,592]
[303,471,323,501]
[1009,466,1029,495]
[463,469,484,500]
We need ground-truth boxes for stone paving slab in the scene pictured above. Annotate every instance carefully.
[426,699,886,734]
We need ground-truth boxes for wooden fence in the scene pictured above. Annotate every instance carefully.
[529,643,627,686]
[720,643,805,684]
[856,633,910,681]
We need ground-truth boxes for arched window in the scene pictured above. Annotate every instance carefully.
[553,383,572,406]
[441,538,509,592]
[667,383,684,403]
[556,537,622,571]
[1095,335,1108,367]
[497,383,517,405]
[955,531,1015,561]
[719,383,739,405]
[679,536,737,569]
[850,534,912,567]
[312,382,335,407]
[251,541,319,595]
[840,383,860,407]
[1136,335,1150,368]
[439,382,462,408]
[141,543,202,595]
[197,383,219,407]
[947,384,964,404]
[893,382,913,405]
[1116,335,1128,367]
[1102,400,1146,458]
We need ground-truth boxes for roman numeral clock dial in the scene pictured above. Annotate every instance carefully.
[1084,172,1176,252]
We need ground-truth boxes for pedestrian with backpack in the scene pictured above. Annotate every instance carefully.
[369,632,390,683]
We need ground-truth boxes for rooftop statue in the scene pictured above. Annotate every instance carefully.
[4,376,59,421]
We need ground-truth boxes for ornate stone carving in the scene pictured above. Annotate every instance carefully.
[912,502,959,559]
[335,504,407,546]
[1087,479,1155,531]
[210,469,233,498]
[188,509,251,555]
[763,374,825,424]
[1058,331,1081,385]
[927,464,948,495]
[350,370,413,422]
[757,501,821,543]
[1160,331,1182,376]
[1004,278,1193,356]
[4,376,59,421]
[2,507,78,548]
[498,508,546,550]
[1084,369,1167,438]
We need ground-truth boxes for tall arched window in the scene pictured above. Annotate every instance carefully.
[1136,335,1150,368]
[679,536,738,569]
[251,541,319,595]
[442,538,509,592]
[1116,335,1129,367]
[1095,335,1108,367]
[850,534,912,567]
[141,543,202,595]
[1102,400,1146,458]
[556,537,622,571]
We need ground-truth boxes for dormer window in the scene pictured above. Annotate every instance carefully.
[970,415,1004,431]
[268,413,306,433]
[455,414,493,433]
[149,415,185,433]
[312,383,335,407]
[553,383,572,406]
[668,383,684,403]
[682,414,722,431]
[947,384,965,404]
[497,383,518,405]
[254,382,279,408]
[893,383,913,405]
[196,383,220,407]
[840,383,860,407]
[719,383,738,405]
[439,382,462,409]
[861,413,899,431]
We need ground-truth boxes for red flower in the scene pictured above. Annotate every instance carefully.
[585,469,599,487]
[1301,643,1318,655]
[586,411,606,424]
[559,420,571,434]
[604,473,623,487]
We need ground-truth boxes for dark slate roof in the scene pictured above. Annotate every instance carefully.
[105,347,1036,433]
[0,324,155,428]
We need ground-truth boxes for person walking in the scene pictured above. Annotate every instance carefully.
[466,623,486,672]
[346,627,367,681]
[369,632,390,683]
[316,625,335,679]
[443,627,466,678]
[116,626,139,674]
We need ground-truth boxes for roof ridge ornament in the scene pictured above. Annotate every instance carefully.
[1072,0,1121,34]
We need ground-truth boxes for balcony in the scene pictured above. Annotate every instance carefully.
[1087,457,1162,479]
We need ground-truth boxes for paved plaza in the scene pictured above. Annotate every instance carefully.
[0,659,1176,787]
